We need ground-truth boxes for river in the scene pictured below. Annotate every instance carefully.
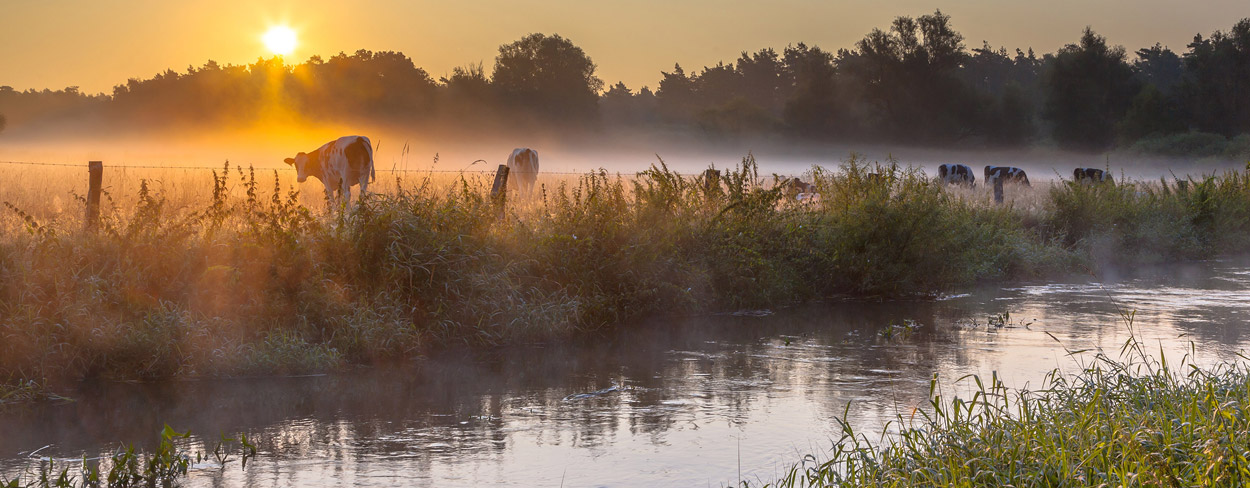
[3,260,1249,487]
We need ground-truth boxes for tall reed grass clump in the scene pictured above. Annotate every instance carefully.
[756,333,1250,487]
[1042,166,1250,265]
[2,157,1250,384]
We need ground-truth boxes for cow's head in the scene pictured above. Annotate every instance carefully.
[285,152,310,183]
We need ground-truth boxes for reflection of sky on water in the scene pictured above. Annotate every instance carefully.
[3,261,1248,487]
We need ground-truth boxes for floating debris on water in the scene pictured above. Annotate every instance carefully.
[562,384,623,402]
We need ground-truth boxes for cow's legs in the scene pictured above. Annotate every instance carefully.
[342,180,353,211]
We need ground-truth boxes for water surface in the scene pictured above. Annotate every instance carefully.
[3,260,1249,487]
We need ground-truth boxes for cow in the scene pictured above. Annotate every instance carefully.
[284,135,375,208]
[507,148,540,196]
[938,163,976,186]
[984,165,1030,186]
[1074,167,1113,184]
[780,177,819,203]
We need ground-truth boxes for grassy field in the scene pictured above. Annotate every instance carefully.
[2,155,1250,386]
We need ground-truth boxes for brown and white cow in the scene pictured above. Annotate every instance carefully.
[508,148,540,196]
[780,177,820,203]
[285,136,375,208]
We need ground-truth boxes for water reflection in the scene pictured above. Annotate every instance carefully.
[3,260,1249,487]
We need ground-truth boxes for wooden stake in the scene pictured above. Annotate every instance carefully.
[86,161,102,231]
[490,164,510,219]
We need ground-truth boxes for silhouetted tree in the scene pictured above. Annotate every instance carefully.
[296,50,437,118]
[735,48,785,113]
[601,81,655,124]
[4,11,1249,150]
[839,9,975,142]
[1133,44,1184,93]
[656,64,696,122]
[1043,27,1139,151]
[1177,19,1250,136]
[492,33,603,120]
[781,43,841,136]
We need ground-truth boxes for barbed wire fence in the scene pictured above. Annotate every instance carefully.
[0,159,702,176]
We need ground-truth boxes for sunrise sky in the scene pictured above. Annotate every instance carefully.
[2,0,1244,95]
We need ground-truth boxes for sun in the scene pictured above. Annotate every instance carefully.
[263,26,297,56]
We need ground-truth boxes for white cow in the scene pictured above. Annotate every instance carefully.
[285,136,375,208]
[507,148,540,196]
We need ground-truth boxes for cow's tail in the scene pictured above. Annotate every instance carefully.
[368,137,378,183]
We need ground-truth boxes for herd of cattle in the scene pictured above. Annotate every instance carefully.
[936,163,1113,187]
[283,136,1115,207]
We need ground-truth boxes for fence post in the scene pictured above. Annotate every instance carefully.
[86,161,102,231]
[490,164,510,219]
[993,177,1004,204]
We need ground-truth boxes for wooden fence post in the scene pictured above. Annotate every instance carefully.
[993,177,1004,204]
[86,161,102,231]
[490,164,510,219]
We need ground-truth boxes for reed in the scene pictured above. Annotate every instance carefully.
[750,318,1250,487]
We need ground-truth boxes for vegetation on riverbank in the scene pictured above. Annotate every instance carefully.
[3,156,1250,385]
[1,425,255,488]
[754,322,1250,487]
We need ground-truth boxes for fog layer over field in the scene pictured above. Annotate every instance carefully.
[2,123,1244,185]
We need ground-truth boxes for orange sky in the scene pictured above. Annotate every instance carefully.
[2,0,1245,95]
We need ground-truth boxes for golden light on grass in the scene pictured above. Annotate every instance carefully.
[262,26,298,56]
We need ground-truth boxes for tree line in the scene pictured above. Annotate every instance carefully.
[1,11,1248,155]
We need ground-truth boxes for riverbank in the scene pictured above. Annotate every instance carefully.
[3,156,1249,385]
[755,334,1250,487]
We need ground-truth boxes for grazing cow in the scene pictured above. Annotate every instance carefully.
[1074,167,1113,184]
[984,165,1030,186]
[780,177,819,203]
[284,135,374,208]
[938,163,976,186]
[507,148,540,196]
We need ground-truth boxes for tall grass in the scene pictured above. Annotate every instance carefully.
[1041,167,1250,264]
[2,157,1250,384]
[1,425,256,488]
[751,317,1250,487]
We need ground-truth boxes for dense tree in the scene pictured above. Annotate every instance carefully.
[492,33,603,120]
[1043,28,1139,151]
[781,43,841,136]
[1133,44,1184,93]
[600,81,656,125]
[295,50,437,118]
[1177,19,1250,136]
[655,64,697,122]
[1118,84,1185,141]
[735,48,785,113]
[837,10,979,142]
[4,16,1250,153]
